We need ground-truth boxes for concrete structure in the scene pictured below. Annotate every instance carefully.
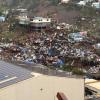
[30,17,51,28]
[18,16,51,29]
[85,79,100,99]
[85,79,100,92]
[0,61,84,100]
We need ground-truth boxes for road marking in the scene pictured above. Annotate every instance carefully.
[0,77,17,84]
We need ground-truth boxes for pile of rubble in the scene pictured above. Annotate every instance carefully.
[0,30,99,72]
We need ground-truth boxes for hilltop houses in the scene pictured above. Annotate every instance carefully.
[18,16,52,28]
[77,0,100,8]
[13,8,52,29]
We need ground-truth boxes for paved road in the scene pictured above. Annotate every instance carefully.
[0,61,33,89]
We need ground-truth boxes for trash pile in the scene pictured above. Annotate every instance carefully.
[0,30,99,73]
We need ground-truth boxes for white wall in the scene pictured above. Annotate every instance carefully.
[30,18,51,23]
[0,75,84,100]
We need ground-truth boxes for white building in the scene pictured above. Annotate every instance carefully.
[18,16,52,28]
[61,0,70,4]
[30,17,51,28]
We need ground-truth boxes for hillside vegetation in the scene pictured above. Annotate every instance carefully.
[0,0,81,24]
[0,0,100,24]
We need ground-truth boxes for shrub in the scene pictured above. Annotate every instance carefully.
[72,68,85,75]
[61,65,73,72]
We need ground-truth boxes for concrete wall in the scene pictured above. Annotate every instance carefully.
[0,74,84,100]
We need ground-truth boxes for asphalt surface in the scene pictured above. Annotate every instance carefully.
[0,60,83,89]
[0,61,33,89]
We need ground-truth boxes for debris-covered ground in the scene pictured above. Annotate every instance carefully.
[0,1,100,77]
[0,29,100,76]
[0,1,100,100]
